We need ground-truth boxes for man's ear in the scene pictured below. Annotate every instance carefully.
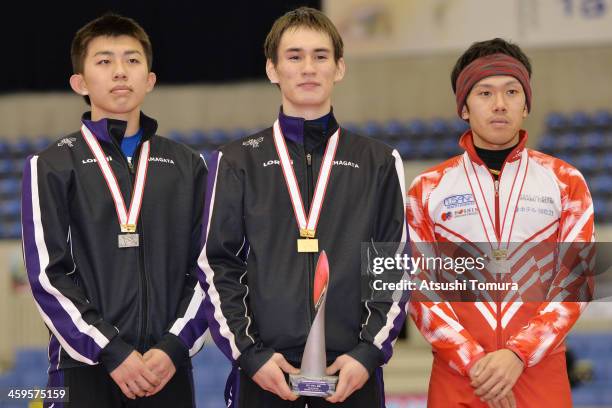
[69,74,88,96]
[266,59,279,84]
[334,57,346,83]
[522,104,528,119]
[461,105,469,121]
[146,72,157,93]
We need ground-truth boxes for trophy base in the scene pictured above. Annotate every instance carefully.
[289,374,338,397]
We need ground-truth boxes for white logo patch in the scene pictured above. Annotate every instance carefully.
[243,137,264,148]
[333,160,359,168]
[149,157,175,164]
[82,156,112,164]
[58,137,77,147]
[263,159,293,167]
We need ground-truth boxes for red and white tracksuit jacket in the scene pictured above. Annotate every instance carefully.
[407,130,595,407]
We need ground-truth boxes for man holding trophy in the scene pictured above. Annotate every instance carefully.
[197,7,407,407]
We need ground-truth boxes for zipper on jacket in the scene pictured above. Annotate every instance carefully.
[108,137,149,350]
[494,180,500,239]
[130,142,149,351]
[305,152,316,322]
[492,178,502,348]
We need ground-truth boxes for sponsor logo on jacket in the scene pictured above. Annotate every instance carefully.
[519,194,554,204]
[443,194,475,209]
[263,159,291,167]
[58,137,77,147]
[149,157,175,164]
[333,160,360,168]
[82,156,112,164]
[441,207,479,221]
[243,137,264,148]
[516,206,554,217]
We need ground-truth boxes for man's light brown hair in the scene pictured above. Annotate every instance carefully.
[264,7,344,65]
[71,13,153,75]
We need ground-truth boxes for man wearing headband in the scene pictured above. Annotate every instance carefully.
[407,38,594,407]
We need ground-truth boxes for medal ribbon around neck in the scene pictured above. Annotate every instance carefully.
[81,124,150,233]
[272,120,339,238]
[462,151,528,259]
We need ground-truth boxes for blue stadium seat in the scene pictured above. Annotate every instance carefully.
[556,132,580,153]
[441,138,461,157]
[601,153,612,171]
[395,140,414,159]
[207,129,231,146]
[14,348,48,371]
[0,141,10,158]
[0,179,20,195]
[384,120,406,141]
[406,119,428,139]
[10,138,34,157]
[582,132,605,151]
[448,118,469,137]
[593,110,612,130]
[537,133,557,153]
[7,221,21,238]
[429,118,450,137]
[0,159,15,176]
[569,111,591,130]
[573,385,604,406]
[574,154,599,175]
[590,175,612,196]
[361,121,383,138]
[546,112,568,132]
[606,201,612,223]
[187,130,207,148]
[0,199,20,218]
[416,138,437,159]
[592,198,607,221]
[0,371,22,390]
[20,369,47,388]
[11,159,23,176]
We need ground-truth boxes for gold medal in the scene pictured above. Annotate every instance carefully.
[492,248,508,261]
[297,238,319,253]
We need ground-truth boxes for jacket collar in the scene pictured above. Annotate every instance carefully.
[81,111,158,145]
[277,107,339,146]
[459,129,528,166]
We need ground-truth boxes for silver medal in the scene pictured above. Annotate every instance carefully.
[118,233,139,248]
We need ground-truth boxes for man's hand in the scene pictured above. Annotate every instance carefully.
[110,351,161,399]
[487,391,517,408]
[252,353,299,401]
[470,349,524,402]
[325,355,369,403]
[142,349,177,397]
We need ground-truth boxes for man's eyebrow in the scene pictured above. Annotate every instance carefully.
[92,50,143,57]
[474,79,521,88]
[284,47,331,53]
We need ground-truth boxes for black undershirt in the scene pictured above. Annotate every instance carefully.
[474,144,518,178]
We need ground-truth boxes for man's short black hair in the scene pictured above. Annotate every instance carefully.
[451,38,532,93]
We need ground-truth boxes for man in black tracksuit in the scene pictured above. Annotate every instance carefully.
[198,7,408,407]
[21,15,208,407]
